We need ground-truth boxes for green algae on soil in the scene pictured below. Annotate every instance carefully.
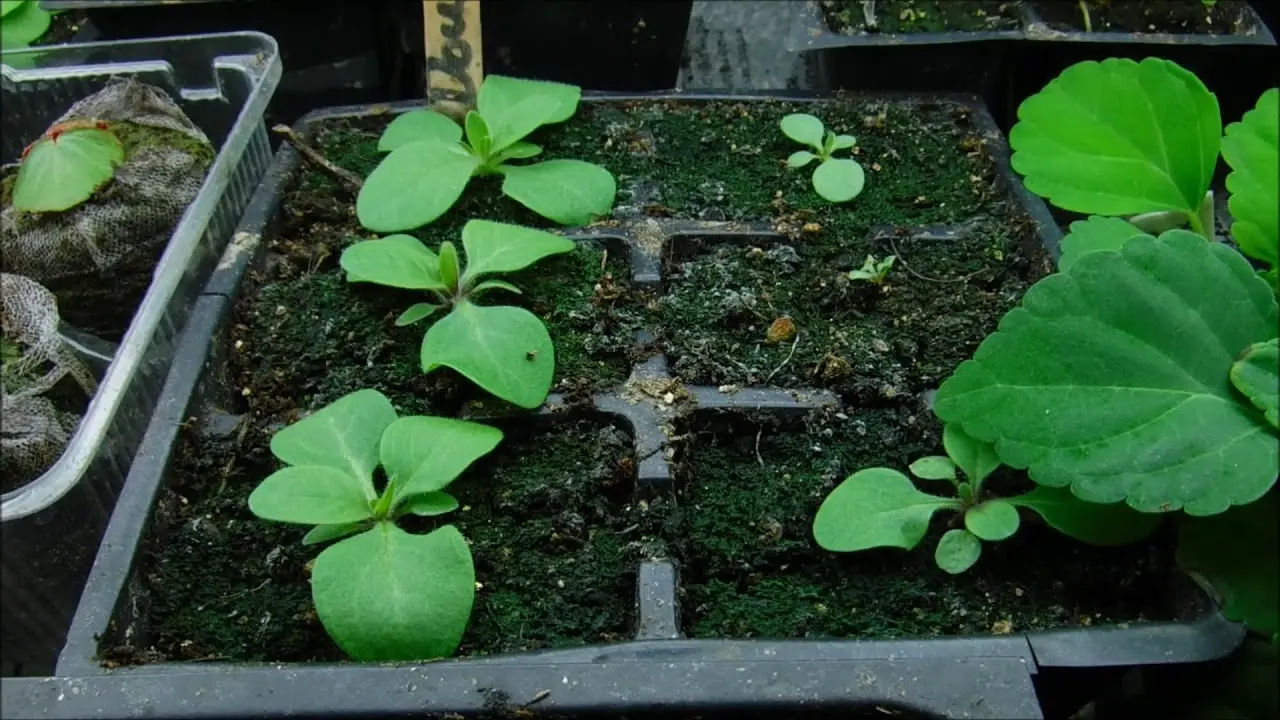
[821,0,1023,34]
[669,410,1182,640]
[122,416,654,663]
[1030,0,1256,34]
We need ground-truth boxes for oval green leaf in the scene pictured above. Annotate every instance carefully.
[377,110,462,152]
[780,113,825,149]
[469,279,522,298]
[811,158,865,203]
[357,140,480,232]
[395,302,441,327]
[312,524,475,661]
[934,529,982,574]
[935,230,1280,515]
[1231,339,1279,429]
[813,468,960,552]
[832,134,857,150]
[1058,216,1148,273]
[477,74,580,153]
[269,388,398,499]
[496,141,542,162]
[942,423,1001,485]
[421,302,555,409]
[464,110,491,158]
[1,0,50,47]
[340,234,445,290]
[12,128,124,212]
[399,491,460,517]
[302,522,367,546]
[459,219,576,286]
[787,150,818,169]
[248,466,374,526]
[380,415,502,501]
[1007,486,1163,546]
[1010,57,1220,218]
[908,456,956,482]
[964,500,1020,541]
[1222,88,1279,269]
[500,159,617,226]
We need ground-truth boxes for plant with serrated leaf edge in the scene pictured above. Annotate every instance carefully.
[340,219,574,409]
[356,75,617,232]
[247,389,501,661]
[10,120,124,213]
[1010,57,1278,291]
[814,424,1161,574]
[780,113,866,203]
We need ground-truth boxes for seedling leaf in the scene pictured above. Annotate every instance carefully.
[340,234,446,291]
[1231,339,1279,429]
[377,110,462,152]
[1177,493,1278,638]
[780,113,825,149]
[312,523,474,661]
[380,415,502,502]
[942,424,1001,485]
[1222,88,1279,269]
[964,500,1020,541]
[421,302,555,409]
[248,466,374,525]
[459,219,575,285]
[395,303,441,327]
[357,140,480,232]
[399,491,460,517]
[1010,58,1220,219]
[1008,486,1162,545]
[497,141,542,161]
[832,134,857,150]
[269,389,398,501]
[302,522,367,546]
[464,111,491,158]
[787,151,818,168]
[500,159,617,226]
[477,74,579,153]
[0,0,50,47]
[12,128,124,212]
[813,468,960,552]
[1058,216,1148,273]
[908,456,956,481]
[812,158,865,203]
[935,230,1279,514]
[934,529,981,574]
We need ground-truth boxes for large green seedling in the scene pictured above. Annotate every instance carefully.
[357,75,617,231]
[247,389,502,661]
[813,424,1160,574]
[780,112,866,203]
[1010,58,1278,289]
[340,219,575,409]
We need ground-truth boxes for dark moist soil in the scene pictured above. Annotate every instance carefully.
[1029,0,1257,34]
[822,0,1024,34]
[36,10,90,44]
[668,411,1184,639]
[122,416,661,663]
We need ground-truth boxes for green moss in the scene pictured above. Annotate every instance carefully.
[822,0,1023,34]
[134,417,649,662]
[669,411,1179,639]
[111,120,215,166]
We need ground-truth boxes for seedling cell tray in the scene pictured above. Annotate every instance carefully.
[24,92,1246,719]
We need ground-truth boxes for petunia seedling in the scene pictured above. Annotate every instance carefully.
[339,219,575,409]
[247,389,502,661]
[848,254,896,285]
[780,112,866,203]
[356,75,617,232]
[813,424,1161,574]
[11,120,124,213]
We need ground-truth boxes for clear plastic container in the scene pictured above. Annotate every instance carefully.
[0,32,281,675]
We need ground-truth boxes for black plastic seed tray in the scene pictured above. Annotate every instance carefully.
[10,93,1245,720]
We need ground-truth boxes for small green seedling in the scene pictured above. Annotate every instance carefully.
[780,112,866,204]
[357,75,617,232]
[813,424,1162,574]
[340,219,575,409]
[11,119,123,213]
[848,254,896,285]
[247,389,502,662]
[1,1,51,50]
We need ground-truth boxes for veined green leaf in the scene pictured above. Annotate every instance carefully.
[1008,486,1163,545]
[1177,493,1278,638]
[935,230,1279,515]
[1010,58,1220,219]
[1222,89,1279,269]
[357,140,480,232]
[1231,339,1279,429]
[495,141,542,162]
[269,389,398,501]
[0,0,50,48]
[377,110,462,152]
[399,491,460,517]
[1058,216,1148,273]
[780,113,825,149]
[464,110,492,158]
[963,500,1020,541]
[340,234,446,291]
[934,529,981,574]
[787,151,818,168]
[380,415,501,502]
[500,159,616,226]
[942,424,1000,485]
[395,302,442,327]
[12,128,123,212]
[908,456,956,482]
[248,466,374,525]
[813,468,960,552]
[459,219,575,286]
[302,522,367,546]
[811,158,865,203]
[421,302,555,409]
[477,74,580,153]
[312,524,474,661]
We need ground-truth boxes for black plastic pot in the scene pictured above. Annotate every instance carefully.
[40,0,413,125]
[791,1,1278,132]
[8,92,1246,720]
[401,0,693,92]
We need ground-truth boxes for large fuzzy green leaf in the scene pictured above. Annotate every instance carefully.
[1231,339,1279,429]
[1177,493,1278,639]
[379,416,501,503]
[1058,216,1148,273]
[459,219,575,287]
[356,140,480,232]
[312,524,474,661]
[499,159,616,226]
[340,234,446,291]
[268,389,398,502]
[420,302,555,409]
[248,467,374,526]
[1007,486,1162,546]
[813,468,961,552]
[935,230,1279,515]
[476,74,579,154]
[1010,58,1220,219]
[1222,89,1279,270]
[377,110,462,152]
[12,128,123,212]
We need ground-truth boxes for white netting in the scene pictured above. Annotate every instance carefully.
[1,78,214,338]
[2,272,96,489]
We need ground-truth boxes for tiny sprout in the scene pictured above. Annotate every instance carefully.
[780,113,866,204]
[848,254,896,285]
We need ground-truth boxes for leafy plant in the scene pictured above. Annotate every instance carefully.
[1009,58,1278,290]
[0,0,50,50]
[340,219,575,409]
[247,389,502,661]
[357,75,617,232]
[11,120,123,213]
[813,424,1161,574]
[781,112,866,203]
[848,254,896,284]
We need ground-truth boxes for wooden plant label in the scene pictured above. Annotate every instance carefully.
[422,0,484,120]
